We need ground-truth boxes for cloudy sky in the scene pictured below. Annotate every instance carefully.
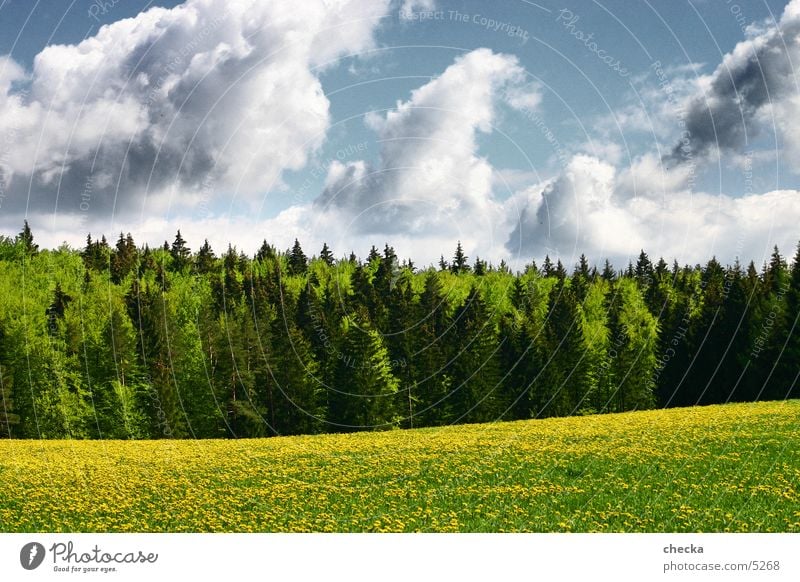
[0,0,798,268]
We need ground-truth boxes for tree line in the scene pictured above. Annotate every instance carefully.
[0,222,797,439]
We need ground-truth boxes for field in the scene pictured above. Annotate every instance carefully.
[0,401,798,532]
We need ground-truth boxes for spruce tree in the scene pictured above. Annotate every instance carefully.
[770,242,800,400]
[329,310,399,432]
[473,256,486,276]
[196,239,216,274]
[601,259,616,282]
[17,220,38,255]
[288,239,308,275]
[449,287,504,423]
[319,243,335,267]
[367,245,381,264]
[111,232,138,283]
[170,230,191,272]
[451,241,470,274]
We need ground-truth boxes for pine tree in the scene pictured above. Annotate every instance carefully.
[319,243,335,267]
[449,287,504,423]
[3,225,798,440]
[82,234,110,272]
[710,261,754,403]
[367,245,381,265]
[497,311,534,420]
[451,241,470,274]
[473,256,486,276]
[17,220,38,255]
[375,244,400,296]
[263,308,325,436]
[763,246,787,293]
[601,259,616,282]
[126,282,188,438]
[572,255,591,302]
[0,363,19,437]
[635,249,654,290]
[195,239,216,274]
[111,232,138,283]
[170,230,191,272]
[769,242,800,400]
[367,245,381,264]
[554,260,567,280]
[531,280,588,417]
[411,271,454,426]
[328,310,399,432]
[45,283,73,336]
[750,246,791,400]
[607,278,658,411]
[256,240,277,262]
[288,239,308,275]
[542,255,554,277]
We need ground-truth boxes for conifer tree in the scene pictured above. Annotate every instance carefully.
[412,271,454,426]
[367,245,381,264]
[170,230,191,272]
[111,233,138,283]
[319,243,335,267]
[451,241,470,274]
[769,242,800,400]
[329,310,399,432]
[601,259,616,282]
[288,239,308,275]
[195,239,216,274]
[17,220,38,255]
[449,287,504,423]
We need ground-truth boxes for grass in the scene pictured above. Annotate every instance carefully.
[0,400,798,532]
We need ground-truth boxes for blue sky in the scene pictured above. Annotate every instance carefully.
[0,0,798,266]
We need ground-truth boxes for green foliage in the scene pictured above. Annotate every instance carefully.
[0,222,796,439]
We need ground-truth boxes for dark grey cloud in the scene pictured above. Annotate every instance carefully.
[669,2,800,162]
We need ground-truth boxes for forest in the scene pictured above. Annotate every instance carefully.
[0,221,797,439]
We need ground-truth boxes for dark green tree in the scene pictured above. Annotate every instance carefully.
[170,230,191,272]
[17,220,38,255]
[195,239,216,274]
[111,233,138,283]
[288,239,308,275]
[451,241,470,274]
[319,243,335,267]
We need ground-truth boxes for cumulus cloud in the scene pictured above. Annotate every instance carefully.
[0,0,391,222]
[5,0,799,271]
[669,0,800,162]
[313,48,540,248]
[506,153,800,266]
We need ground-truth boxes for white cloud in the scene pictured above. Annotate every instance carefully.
[312,48,540,257]
[31,150,800,271]
[0,0,391,221]
[7,0,800,271]
[506,154,800,267]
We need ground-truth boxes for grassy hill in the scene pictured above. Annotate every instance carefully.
[1,401,798,532]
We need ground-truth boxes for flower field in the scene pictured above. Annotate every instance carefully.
[0,401,798,532]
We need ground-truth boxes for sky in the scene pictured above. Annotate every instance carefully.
[0,0,798,269]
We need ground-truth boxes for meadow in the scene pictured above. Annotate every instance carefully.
[0,401,798,533]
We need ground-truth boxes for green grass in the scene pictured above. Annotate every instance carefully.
[0,400,798,532]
